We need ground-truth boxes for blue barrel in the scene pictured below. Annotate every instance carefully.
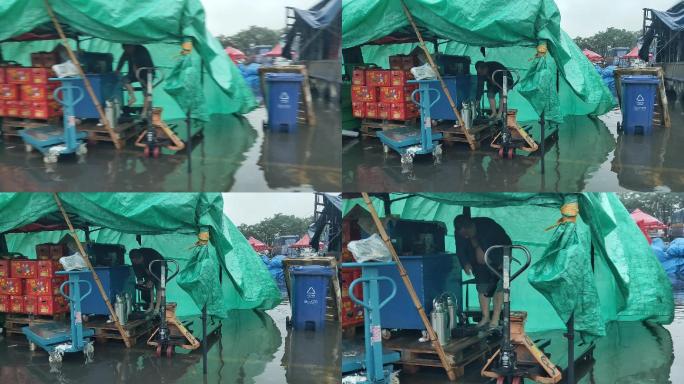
[620,75,659,135]
[290,265,332,331]
[265,73,303,132]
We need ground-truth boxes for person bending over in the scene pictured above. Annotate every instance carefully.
[116,44,155,117]
[129,248,164,313]
[475,61,513,120]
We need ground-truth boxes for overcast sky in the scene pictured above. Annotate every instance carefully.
[202,0,319,36]
[202,0,675,38]
[222,193,315,226]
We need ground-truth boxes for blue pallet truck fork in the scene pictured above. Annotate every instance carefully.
[480,245,562,384]
[341,262,400,384]
[377,84,443,167]
[22,271,96,368]
[19,82,88,163]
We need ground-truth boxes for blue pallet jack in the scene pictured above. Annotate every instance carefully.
[341,262,400,384]
[22,271,96,369]
[19,81,88,164]
[377,83,443,168]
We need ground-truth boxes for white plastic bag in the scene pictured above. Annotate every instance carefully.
[410,63,437,80]
[52,60,79,78]
[59,252,88,271]
[347,234,392,262]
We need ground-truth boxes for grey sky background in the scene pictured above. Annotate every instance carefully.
[202,0,319,36]
[202,0,676,38]
[222,193,315,225]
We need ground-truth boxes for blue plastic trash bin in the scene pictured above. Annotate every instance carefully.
[265,73,303,132]
[68,266,134,315]
[620,75,659,135]
[290,265,333,331]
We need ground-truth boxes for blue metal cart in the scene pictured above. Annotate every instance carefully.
[22,271,96,367]
[19,80,88,163]
[377,82,443,166]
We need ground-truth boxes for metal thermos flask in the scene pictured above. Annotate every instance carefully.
[431,298,450,345]
[462,102,472,131]
[115,294,127,325]
[446,294,457,331]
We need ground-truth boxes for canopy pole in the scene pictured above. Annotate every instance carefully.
[361,193,457,381]
[399,0,478,150]
[186,109,192,175]
[565,313,575,383]
[43,0,123,149]
[53,193,132,348]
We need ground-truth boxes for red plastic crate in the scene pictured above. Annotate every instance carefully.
[24,295,38,314]
[36,244,52,260]
[390,70,413,86]
[390,102,419,121]
[31,101,62,120]
[0,295,9,312]
[378,102,391,119]
[351,101,366,118]
[389,55,418,71]
[0,67,5,83]
[352,68,366,85]
[29,68,56,85]
[37,295,68,315]
[50,244,68,261]
[0,277,23,295]
[379,86,417,103]
[37,260,62,278]
[5,100,29,118]
[341,297,364,328]
[0,260,9,278]
[25,277,66,296]
[366,70,391,87]
[11,260,37,278]
[0,84,19,101]
[9,295,24,313]
[6,67,31,84]
[365,102,379,119]
[21,83,60,101]
[351,85,378,102]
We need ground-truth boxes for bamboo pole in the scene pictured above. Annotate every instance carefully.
[399,0,478,150]
[361,193,457,381]
[53,193,132,348]
[44,0,123,149]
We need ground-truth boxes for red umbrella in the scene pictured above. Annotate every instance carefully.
[622,46,652,60]
[225,46,246,63]
[630,209,668,244]
[582,49,603,63]
[248,236,269,252]
[264,44,282,58]
[289,234,324,249]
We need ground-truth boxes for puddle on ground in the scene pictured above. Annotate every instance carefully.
[343,105,684,192]
[0,99,340,192]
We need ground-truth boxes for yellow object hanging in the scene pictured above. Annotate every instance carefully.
[534,42,548,59]
[193,231,210,247]
[545,202,579,231]
[181,41,193,55]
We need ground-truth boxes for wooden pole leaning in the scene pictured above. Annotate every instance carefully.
[360,192,457,381]
[53,193,132,348]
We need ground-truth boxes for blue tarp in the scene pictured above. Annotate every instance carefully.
[659,237,684,276]
[239,63,262,101]
[595,65,617,101]
[262,255,287,293]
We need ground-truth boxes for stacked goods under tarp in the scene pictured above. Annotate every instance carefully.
[342,0,615,124]
[351,58,418,121]
[0,62,62,121]
[0,193,281,317]
[0,0,257,121]
[342,193,673,339]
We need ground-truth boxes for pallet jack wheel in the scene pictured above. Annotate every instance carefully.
[153,146,161,158]
[507,148,515,159]
[144,146,150,157]
[496,377,505,384]
[498,147,504,158]
[155,345,162,357]
[512,377,522,384]
[166,345,174,358]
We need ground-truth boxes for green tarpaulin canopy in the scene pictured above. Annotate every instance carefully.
[343,193,673,339]
[0,0,258,120]
[0,193,281,317]
[342,0,615,123]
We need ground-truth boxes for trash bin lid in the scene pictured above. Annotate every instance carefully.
[621,75,660,84]
[265,73,304,82]
[290,265,333,276]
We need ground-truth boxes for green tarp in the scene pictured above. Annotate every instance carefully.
[343,193,673,339]
[0,193,281,317]
[0,0,257,120]
[342,0,615,123]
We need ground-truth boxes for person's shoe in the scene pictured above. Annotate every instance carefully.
[477,318,490,328]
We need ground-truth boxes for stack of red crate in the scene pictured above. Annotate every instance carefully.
[0,251,67,316]
[351,62,419,121]
[0,65,62,120]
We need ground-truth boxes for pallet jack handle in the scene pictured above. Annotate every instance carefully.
[410,87,441,110]
[135,67,166,89]
[348,276,397,311]
[490,69,521,92]
[53,85,85,108]
[483,245,531,282]
[59,279,93,302]
[148,259,180,284]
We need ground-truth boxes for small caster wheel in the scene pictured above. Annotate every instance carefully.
[166,345,173,358]
[153,146,160,158]
[381,329,392,340]
[507,148,514,159]
[155,345,162,357]
[77,143,88,156]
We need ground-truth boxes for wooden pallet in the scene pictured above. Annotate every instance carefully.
[614,67,671,128]
[1,117,59,138]
[85,316,158,345]
[435,121,497,145]
[360,118,418,137]
[383,331,500,377]
[282,256,341,323]
[4,313,68,335]
[80,120,143,143]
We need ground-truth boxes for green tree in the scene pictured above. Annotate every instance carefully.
[573,28,641,56]
[618,193,684,224]
[216,26,281,53]
[238,213,315,246]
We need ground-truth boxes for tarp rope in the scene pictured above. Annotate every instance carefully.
[545,202,579,231]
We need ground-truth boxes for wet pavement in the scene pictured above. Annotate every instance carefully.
[0,303,341,384]
[0,99,340,192]
[342,105,684,192]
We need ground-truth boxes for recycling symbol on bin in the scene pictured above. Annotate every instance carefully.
[279,92,290,104]
[306,286,316,299]
[636,94,645,106]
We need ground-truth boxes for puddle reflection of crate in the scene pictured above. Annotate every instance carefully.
[360,118,418,138]
[4,313,68,336]
[86,316,159,345]
[383,331,500,378]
